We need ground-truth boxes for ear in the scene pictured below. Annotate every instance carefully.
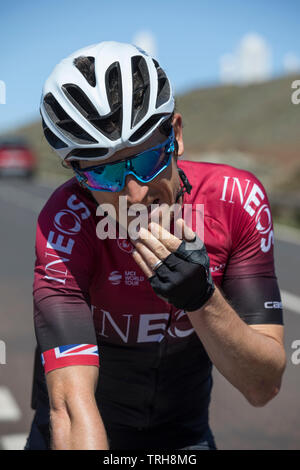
[172,113,184,157]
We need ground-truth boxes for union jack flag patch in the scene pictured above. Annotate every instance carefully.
[41,344,99,374]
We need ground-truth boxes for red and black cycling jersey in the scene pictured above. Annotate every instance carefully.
[32,160,283,437]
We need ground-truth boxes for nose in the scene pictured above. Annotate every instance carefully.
[123,174,150,205]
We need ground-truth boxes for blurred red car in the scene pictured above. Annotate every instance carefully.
[0,137,36,178]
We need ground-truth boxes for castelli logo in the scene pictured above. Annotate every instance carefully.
[117,238,134,254]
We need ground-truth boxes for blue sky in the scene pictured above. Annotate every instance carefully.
[0,0,299,132]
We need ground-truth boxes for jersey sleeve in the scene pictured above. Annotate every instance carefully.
[33,186,99,374]
[221,170,283,325]
[221,276,283,325]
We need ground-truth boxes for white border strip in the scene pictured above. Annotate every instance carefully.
[281,290,300,315]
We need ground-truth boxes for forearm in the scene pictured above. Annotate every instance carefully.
[50,399,109,450]
[187,288,286,406]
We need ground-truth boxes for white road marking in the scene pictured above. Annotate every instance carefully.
[0,433,28,450]
[0,386,22,421]
[281,290,300,315]
[274,224,300,246]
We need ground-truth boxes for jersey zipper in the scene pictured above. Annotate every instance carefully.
[146,306,173,427]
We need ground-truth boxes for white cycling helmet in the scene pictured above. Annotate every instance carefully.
[40,41,175,161]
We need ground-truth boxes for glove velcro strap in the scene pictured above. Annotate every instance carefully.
[149,235,215,312]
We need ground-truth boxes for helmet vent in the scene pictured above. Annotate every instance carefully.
[106,62,122,111]
[153,59,171,108]
[73,56,96,87]
[67,147,109,159]
[42,118,68,149]
[43,93,97,144]
[129,113,168,142]
[62,84,121,141]
[89,108,122,141]
[85,61,123,140]
[131,56,150,128]
[62,84,99,118]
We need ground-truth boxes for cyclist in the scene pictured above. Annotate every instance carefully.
[25,41,286,450]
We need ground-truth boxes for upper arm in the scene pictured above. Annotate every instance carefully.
[46,365,99,411]
[220,170,284,328]
[34,189,99,375]
[249,324,284,347]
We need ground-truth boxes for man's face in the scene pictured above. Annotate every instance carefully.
[79,113,185,226]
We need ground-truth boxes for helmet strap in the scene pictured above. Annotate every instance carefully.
[175,167,192,203]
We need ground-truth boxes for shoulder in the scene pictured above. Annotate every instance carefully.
[34,178,98,288]
[36,177,97,256]
[178,160,270,215]
[178,160,274,257]
[178,160,266,201]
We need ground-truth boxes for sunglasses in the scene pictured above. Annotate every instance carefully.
[71,129,175,192]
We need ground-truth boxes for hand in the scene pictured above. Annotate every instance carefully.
[131,219,215,311]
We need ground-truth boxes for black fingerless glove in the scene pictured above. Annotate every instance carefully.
[149,235,215,311]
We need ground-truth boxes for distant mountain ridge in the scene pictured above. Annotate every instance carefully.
[176,75,300,164]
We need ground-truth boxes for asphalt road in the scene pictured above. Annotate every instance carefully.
[0,177,299,450]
